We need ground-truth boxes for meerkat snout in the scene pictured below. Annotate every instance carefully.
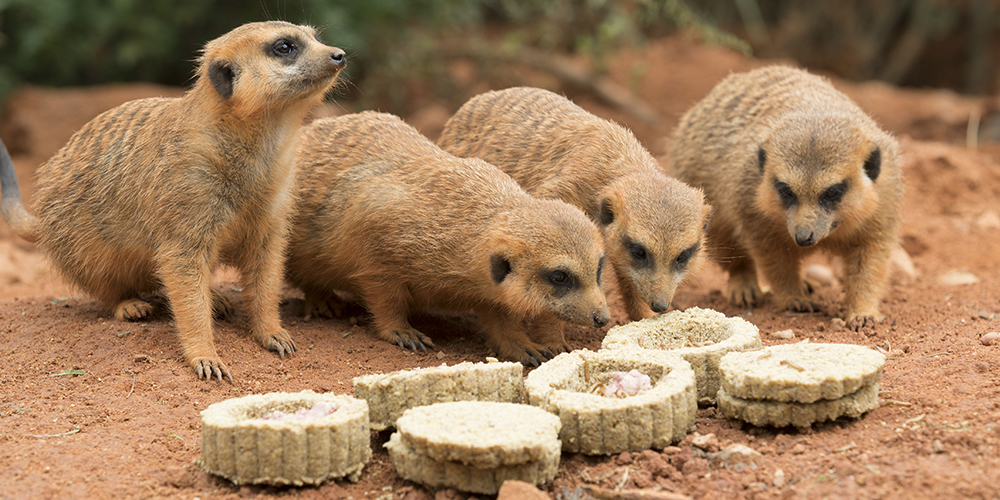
[330,48,347,66]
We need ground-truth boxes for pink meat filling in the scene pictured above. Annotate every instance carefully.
[603,370,652,398]
[260,401,337,421]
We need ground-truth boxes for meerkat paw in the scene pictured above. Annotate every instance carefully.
[386,329,434,352]
[784,297,822,313]
[193,356,232,383]
[303,293,347,319]
[114,299,154,321]
[846,312,885,331]
[727,277,763,308]
[802,278,819,295]
[210,288,236,320]
[255,329,296,358]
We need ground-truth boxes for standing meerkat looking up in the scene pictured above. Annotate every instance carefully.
[287,111,610,366]
[437,87,711,322]
[669,65,903,330]
[0,21,347,381]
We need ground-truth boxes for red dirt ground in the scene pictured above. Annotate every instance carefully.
[1,35,999,500]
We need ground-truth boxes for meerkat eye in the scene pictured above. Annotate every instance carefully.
[548,270,573,287]
[863,146,881,181]
[627,242,647,263]
[820,181,848,209]
[774,180,797,208]
[674,242,699,269]
[273,39,297,56]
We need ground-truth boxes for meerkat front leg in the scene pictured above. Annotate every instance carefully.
[754,244,819,313]
[526,313,570,357]
[362,283,434,351]
[158,250,229,381]
[232,220,295,358]
[841,240,892,330]
[479,309,553,367]
[302,287,350,319]
[714,227,762,308]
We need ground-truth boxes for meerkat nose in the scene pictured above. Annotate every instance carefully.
[592,312,610,328]
[795,230,815,247]
[330,49,347,68]
[650,300,669,313]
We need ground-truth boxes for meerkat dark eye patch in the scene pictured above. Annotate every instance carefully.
[626,240,650,267]
[820,181,848,209]
[673,242,699,269]
[774,180,797,208]
[489,254,511,284]
[596,256,605,283]
[757,146,767,173]
[208,61,235,100]
[599,198,614,225]
[863,146,881,181]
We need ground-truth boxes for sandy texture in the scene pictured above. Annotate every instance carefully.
[200,391,370,485]
[601,307,762,403]
[718,383,880,428]
[524,349,696,454]
[352,360,523,430]
[2,34,1000,499]
[394,401,560,469]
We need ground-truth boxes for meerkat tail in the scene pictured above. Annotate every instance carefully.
[0,139,38,243]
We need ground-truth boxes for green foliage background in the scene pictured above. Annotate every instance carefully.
[0,0,745,110]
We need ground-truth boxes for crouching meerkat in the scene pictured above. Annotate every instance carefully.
[669,65,903,330]
[287,111,610,366]
[0,21,347,381]
[437,87,711,322]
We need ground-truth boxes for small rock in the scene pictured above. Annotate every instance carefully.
[773,468,786,488]
[974,210,1000,230]
[981,332,1000,346]
[661,446,683,455]
[401,489,433,500]
[681,457,710,478]
[434,489,465,500]
[856,474,867,486]
[890,247,917,281]
[830,318,846,331]
[805,264,835,286]
[436,351,445,359]
[932,439,944,454]
[938,269,979,286]
[615,451,633,465]
[770,329,795,340]
[790,443,806,455]
[691,432,719,452]
[497,480,548,500]
[714,444,762,471]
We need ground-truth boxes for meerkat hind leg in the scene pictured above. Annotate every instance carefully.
[210,288,235,320]
[114,298,154,321]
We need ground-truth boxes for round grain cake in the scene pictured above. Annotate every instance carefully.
[718,342,885,403]
[393,401,561,469]
[524,349,697,454]
[601,307,761,403]
[352,360,524,430]
[718,382,879,428]
[200,391,371,485]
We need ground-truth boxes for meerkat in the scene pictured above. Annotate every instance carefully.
[436,87,711,322]
[0,21,347,381]
[287,111,610,366]
[669,65,903,330]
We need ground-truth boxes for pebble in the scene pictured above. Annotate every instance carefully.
[805,264,835,286]
[436,351,445,359]
[932,439,944,454]
[981,332,1000,346]
[615,451,633,465]
[714,444,762,471]
[770,329,795,340]
[496,480,548,500]
[938,269,979,286]
[975,210,1000,230]
[790,443,806,455]
[773,468,786,488]
[691,432,719,452]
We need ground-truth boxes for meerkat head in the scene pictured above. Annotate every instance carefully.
[597,174,711,314]
[197,21,346,118]
[484,199,610,328]
[756,113,885,247]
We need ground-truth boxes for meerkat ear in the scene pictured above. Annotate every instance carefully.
[490,254,512,284]
[599,198,614,225]
[863,146,881,181]
[208,60,236,100]
[757,146,767,173]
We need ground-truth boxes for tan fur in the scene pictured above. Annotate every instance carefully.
[0,21,347,380]
[436,87,711,321]
[287,111,610,366]
[669,65,903,330]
